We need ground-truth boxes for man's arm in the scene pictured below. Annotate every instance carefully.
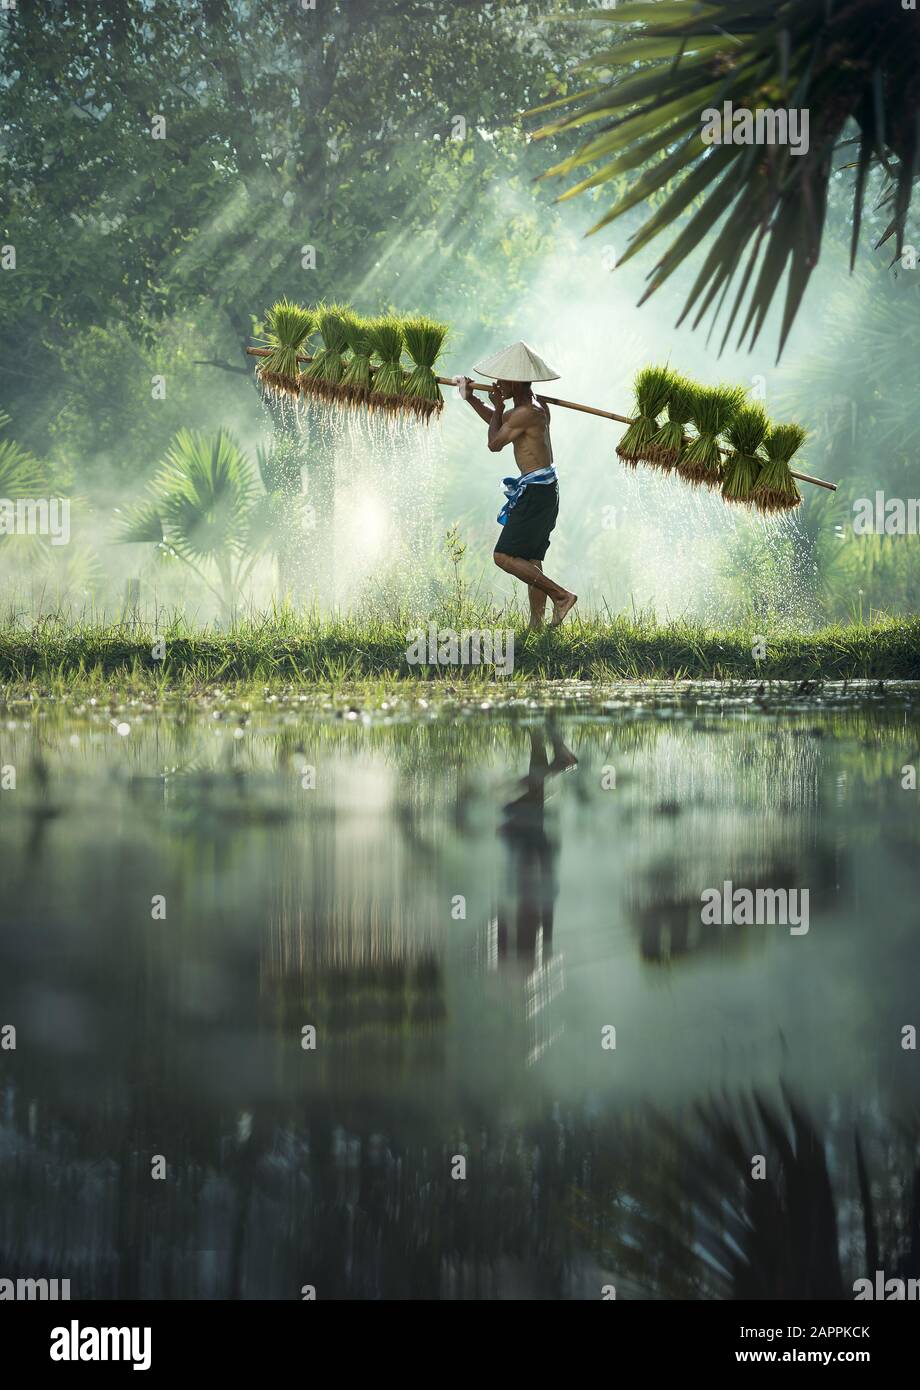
[487,405,530,453]
[456,377,528,453]
[457,375,495,425]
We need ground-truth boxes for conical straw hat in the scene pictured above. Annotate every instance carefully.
[473,340,560,382]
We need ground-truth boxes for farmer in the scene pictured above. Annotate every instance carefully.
[457,341,577,629]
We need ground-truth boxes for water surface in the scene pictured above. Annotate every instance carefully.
[2,683,919,1299]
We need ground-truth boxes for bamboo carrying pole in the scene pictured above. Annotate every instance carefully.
[245,347,837,494]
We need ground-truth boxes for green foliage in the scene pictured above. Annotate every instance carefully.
[1,611,917,685]
[0,0,578,459]
[114,429,263,614]
[531,0,920,355]
[402,316,449,419]
[721,403,769,503]
[366,316,408,409]
[301,304,351,400]
[753,424,806,512]
[616,365,675,465]
[257,299,315,396]
[646,374,696,468]
[680,384,746,486]
[44,316,243,494]
[0,437,46,501]
[0,413,49,563]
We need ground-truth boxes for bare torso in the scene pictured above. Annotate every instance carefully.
[506,402,554,474]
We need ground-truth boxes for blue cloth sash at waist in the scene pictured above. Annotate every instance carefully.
[497,465,558,526]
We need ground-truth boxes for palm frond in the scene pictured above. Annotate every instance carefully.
[118,429,258,563]
[0,438,47,496]
[114,500,165,545]
[533,0,920,355]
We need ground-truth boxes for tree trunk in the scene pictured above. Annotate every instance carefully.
[302,422,335,609]
[224,303,336,607]
[259,395,335,607]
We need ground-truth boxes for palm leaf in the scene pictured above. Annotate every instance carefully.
[533,0,920,354]
[114,501,165,544]
[0,438,47,496]
[116,430,258,562]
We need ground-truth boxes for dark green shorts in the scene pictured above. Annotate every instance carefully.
[495,482,559,561]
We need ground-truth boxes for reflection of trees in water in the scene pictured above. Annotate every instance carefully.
[3,696,920,1295]
[626,853,840,965]
[3,1087,919,1300]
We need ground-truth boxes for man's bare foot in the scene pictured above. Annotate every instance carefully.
[551,592,577,627]
[550,743,578,772]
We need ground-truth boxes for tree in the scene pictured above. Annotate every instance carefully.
[115,428,277,618]
[530,0,920,357]
[1,0,579,386]
[1,0,582,599]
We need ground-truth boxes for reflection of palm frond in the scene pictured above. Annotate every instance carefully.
[532,1,920,355]
[594,1091,920,1300]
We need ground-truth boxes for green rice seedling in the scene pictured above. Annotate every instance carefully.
[301,303,351,403]
[753,423,805,513]
[402,315,449,421]
[367,315,409,415]
[645,375,696,470]
[679,383,747,488]
[721,403,770,504]
[340,313,375,407]
[256,299,314,399]
[616,365,675,467]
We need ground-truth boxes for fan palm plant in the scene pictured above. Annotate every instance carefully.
[0,413,49,558]
[530,1,920,356]
[0,438,46,503]
[114,429,264,618]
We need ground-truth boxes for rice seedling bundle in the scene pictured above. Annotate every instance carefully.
[257,299,314,399]
[679,383,747,488]
[246,306,832,507]
[301,303,351,402]
[367,315,409,415]
[402,316,449,421]
[753,423,805,512]
[340,314,375,407]
[645,375,696,470]
[721,403,769,504]
[616,365,674,467]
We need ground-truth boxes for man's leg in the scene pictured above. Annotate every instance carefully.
[494,551,577,626]
[528,561,548,630]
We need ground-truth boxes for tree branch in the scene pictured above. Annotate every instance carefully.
[193,357,249,376]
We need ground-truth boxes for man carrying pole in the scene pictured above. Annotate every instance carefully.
[457,341,577,629]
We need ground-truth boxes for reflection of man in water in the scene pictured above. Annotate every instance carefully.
[497,727,577,965]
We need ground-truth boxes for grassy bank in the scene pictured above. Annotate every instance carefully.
[1,612,918,689]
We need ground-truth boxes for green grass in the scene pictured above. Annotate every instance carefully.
[1,612,918,695]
